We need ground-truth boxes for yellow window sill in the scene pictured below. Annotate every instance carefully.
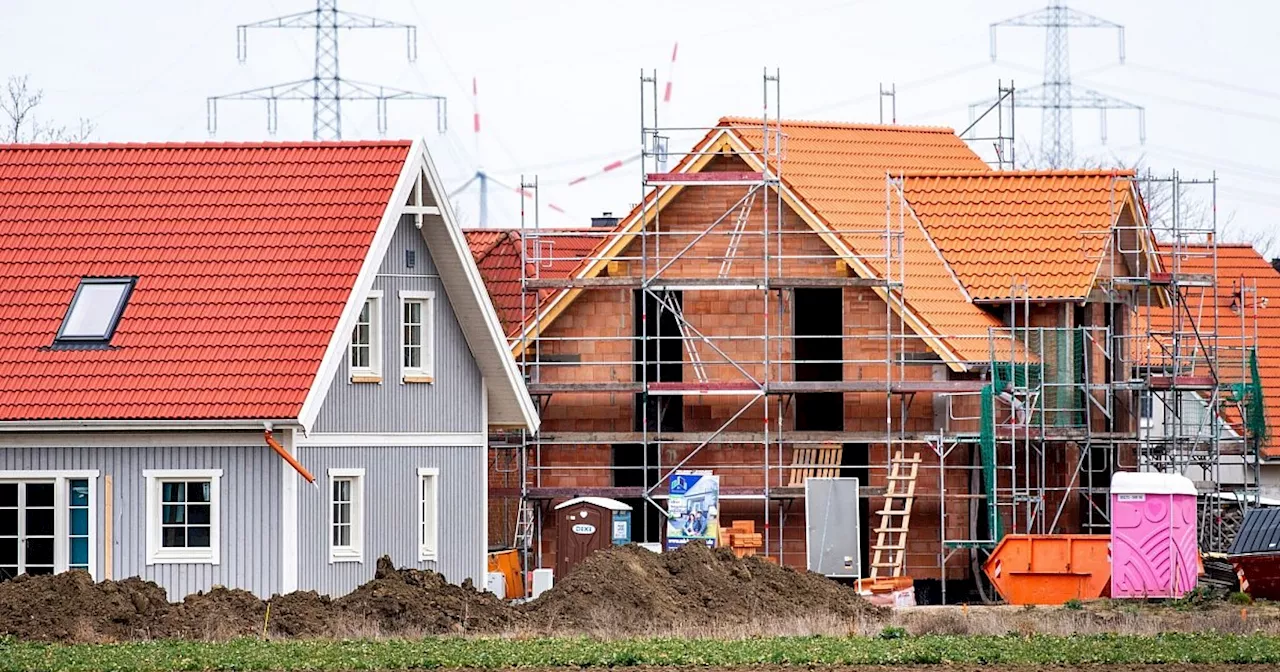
[402,375,435,384]
[350,374,383,384]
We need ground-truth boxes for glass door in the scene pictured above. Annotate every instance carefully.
[0,481,57,580]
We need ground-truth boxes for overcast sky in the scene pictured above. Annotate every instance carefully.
[4,0,1277,250]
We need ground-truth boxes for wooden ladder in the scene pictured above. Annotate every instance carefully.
[869,450,921,580]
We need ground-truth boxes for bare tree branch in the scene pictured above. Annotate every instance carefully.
[0,74,94,143]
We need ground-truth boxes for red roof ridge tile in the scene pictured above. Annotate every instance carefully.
[718,115,959,134]
[0,139,414,151]
[901,168,1136,178]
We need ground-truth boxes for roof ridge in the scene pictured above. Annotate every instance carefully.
[472,231,516,265]
[0,139,415,150]
[901,168,1137,178]
[718,115,958,134]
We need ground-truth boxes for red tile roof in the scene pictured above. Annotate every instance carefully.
[722,118,1004,365]
[465,228,600,336]
[901,170,1139,301]
[1147,244,1280,457]
[0,140,411,422]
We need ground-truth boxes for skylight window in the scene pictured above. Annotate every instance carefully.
[55,278,135,345]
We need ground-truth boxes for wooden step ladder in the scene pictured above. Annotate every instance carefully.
[869,450,920,580]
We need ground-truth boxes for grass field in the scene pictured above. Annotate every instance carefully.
[6,633,1280,671]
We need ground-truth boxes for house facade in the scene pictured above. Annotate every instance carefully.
[469,118,1183,602]
[0,139,537,599]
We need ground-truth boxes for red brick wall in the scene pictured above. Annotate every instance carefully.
[499,156,970,580]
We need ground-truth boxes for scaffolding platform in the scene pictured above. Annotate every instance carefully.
[646,171,766,186]
[523,276,894,289]
[1148,375,1218,391]
[531,430,939,444]
[496,485,891,500]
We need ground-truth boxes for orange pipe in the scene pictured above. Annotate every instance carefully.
[265,430,315,483]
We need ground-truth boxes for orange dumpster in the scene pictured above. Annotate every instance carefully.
[487,549,524,599]
[983,534,1111,605]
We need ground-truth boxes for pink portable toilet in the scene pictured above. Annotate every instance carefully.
[1110,472,1199,599]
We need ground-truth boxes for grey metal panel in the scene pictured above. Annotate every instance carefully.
[297,444,486,596]
[313,214,485,433]
[805,478,861,577]
[0,443,281,599]
[1231,508,1280,556]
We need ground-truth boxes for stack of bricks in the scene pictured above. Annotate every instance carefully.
[719,519,763,557]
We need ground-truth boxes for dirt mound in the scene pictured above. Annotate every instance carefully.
[334,556,524,635]
[525,542,883,634]
[161,586,268,640]
[0,570,170,642]
[265,590,336,639]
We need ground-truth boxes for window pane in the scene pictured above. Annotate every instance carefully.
[69,479,89,506]
[69,537,88,566]
[162,504,185,524]
[187,481,210,503]
[70,507,89,536]
[162,482,185,503]
[26,483,54,507]
[0,510,14,536]
[0,484,14,508]
[26,509,54,536]
[60,282,129,338]
[0,541,15,565]
[334,502,350,525]
[162,527,186,548]
[358,301,371,324]
[334,524,350,547]
[334,479,351,502]
[187,526,211,548]
[351,344,368,369]
[187,504,210,525]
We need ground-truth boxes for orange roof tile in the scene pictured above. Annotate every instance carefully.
[465,228,600,336]
[900,170,1137,301]
[1146,244,1279,457]
[0,140,411,421]
[722,118,1003,364]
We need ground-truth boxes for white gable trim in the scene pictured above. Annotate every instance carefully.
[298,139,426,433]
[415,144,540,430]
[298,138,539,433]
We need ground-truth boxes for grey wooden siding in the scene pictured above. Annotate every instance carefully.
[0,443,281,599]
[297,445,486,596]
[313,214,485,433]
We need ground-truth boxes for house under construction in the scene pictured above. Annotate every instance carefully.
[468,76,1266,603]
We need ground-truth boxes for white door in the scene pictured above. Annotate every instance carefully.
[0,481,57,580]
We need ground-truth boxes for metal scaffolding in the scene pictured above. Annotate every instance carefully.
[932,171,1262,602]
[502,71,961,577]
[492,76,1260,603]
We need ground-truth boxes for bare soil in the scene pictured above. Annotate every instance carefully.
[524,542,885,635]
[0,556,521,642]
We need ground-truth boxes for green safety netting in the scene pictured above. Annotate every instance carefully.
[979,384,1002,544]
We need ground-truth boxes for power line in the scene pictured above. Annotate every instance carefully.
[988,2,1143,167]
[207,0,447,140]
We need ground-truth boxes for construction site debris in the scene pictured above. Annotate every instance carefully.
[0,546,884,642]
[524,542,884,634]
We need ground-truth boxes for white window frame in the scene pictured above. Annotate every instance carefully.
[349,290,383,383]
[417,467,439,562]
[399,290,436,383]
[327,468,365,564]
[144,469,221,565]
[0,470,99,580]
